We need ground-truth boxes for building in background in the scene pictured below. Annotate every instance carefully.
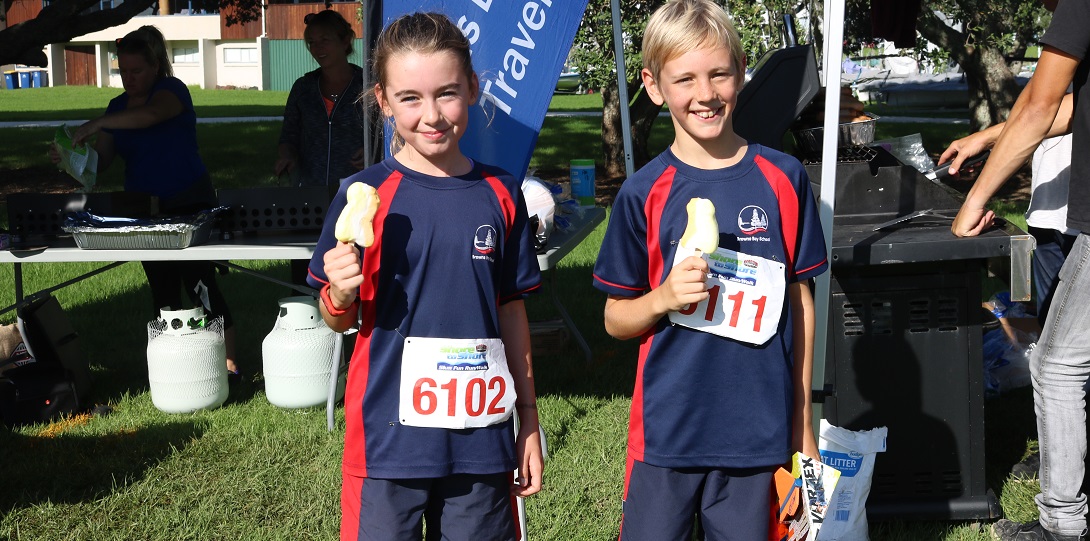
[2,0,363,91]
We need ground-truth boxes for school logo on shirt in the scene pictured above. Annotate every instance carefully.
[737,205,770,236]
[473,225,498,262]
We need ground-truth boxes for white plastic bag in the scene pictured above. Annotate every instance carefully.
[52,124,98,193]
[521,176,558,250]
[815,420,887,541]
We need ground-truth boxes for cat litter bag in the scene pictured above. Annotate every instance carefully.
[816,420,887,541]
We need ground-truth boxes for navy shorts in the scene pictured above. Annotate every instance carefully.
[619,457,774,541]
[341,472,519,541]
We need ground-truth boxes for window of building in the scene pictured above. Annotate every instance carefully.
[224,48,258,64]
[172,47,200,64]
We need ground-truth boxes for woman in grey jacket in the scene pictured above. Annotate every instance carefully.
[275,10,366,187]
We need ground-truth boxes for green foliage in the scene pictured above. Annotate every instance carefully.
[567,0,809,91]
[0,86,289,122]
[567,0,660,91]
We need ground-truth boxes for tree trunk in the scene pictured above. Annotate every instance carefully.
[601,81,666,182]
[601,82,627,180]
[963,48,1022,132]
[629,86,664,169]
[916,9,1021,131]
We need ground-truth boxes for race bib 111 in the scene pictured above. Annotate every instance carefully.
[667,247,786,345]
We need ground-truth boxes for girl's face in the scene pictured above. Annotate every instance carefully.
[118,52,159,99]
[376,50,478,174]
[305,28,350,67]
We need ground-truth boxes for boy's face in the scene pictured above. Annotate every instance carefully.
[642,45,745,155]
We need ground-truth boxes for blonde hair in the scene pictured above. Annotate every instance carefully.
[372,12,475,154]
[117,25,173,79]
[642,0,744,80]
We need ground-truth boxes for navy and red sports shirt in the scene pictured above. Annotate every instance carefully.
[593,144,829,469]
[308,157,541,479]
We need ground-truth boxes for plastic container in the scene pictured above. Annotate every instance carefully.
[17,71,30,89]
[3,71,18,90]
[262,296,341,409]
[569,159,596,206]
[30,70,47,88]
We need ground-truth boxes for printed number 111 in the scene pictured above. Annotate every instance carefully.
[679,285,767,332]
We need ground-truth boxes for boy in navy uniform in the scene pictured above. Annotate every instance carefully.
[592,1,829,539]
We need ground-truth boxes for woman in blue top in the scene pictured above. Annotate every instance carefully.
[58,25,238,378]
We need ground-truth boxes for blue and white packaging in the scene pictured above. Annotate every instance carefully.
[816,419,888,541]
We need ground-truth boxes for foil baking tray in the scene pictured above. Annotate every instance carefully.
[62,207,224,250]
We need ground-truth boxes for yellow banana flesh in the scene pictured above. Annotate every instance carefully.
[334,182,380,247]
[679,197,719,253]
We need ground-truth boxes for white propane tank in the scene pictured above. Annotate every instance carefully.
[146,307,228,413]
[262,296,340,409]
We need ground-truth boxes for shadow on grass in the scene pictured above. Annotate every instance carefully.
[527,261,637,399]
[51,259,300,408]
[0,418,207,513]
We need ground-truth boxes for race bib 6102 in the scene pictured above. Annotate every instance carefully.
[399,337,516,429]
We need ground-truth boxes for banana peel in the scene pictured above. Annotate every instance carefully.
[334,182,380,247]
[679,197,719,254]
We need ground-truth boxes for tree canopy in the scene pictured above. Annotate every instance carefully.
[0,0,262,67]
[567,0,1053,177]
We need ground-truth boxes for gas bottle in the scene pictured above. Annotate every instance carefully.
[146,307,228,413]
[262,296,339,409]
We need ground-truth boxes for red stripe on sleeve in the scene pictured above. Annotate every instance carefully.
[484,172,516,239]
[754,155,801,272]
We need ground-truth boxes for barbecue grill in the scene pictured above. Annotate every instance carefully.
[737,43,1033,521]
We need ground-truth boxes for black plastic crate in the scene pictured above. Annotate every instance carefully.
[216,186,335,234]
[6,192,159,243]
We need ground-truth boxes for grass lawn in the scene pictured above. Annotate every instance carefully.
[0,88,1042,540]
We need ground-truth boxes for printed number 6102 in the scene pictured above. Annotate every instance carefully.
[412,376,507,417]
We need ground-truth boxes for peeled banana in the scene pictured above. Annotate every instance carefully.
[334,182,380,247]
[679,197,719,254]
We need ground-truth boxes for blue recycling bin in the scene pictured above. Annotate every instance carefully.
[3,71,17,90]
[30,70,47,88]
[17,71,30,89]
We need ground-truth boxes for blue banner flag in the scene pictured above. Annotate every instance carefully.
[381,0,588,180]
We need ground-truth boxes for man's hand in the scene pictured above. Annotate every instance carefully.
[951,204,996,238]
[938,129,996,177]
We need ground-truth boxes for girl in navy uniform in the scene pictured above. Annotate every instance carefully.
[307,12,544,541]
